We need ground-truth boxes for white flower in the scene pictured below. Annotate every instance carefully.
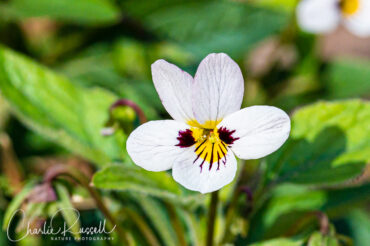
[297,0,370,37]
[126,53,290,194]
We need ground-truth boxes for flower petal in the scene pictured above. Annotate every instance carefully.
[217,106,290,160]
[126,120,189,171]
[297,0,340,33]
[192,53,244,127]
[151,59,194,122]
[343,0,370,37]
[172,147,237,193]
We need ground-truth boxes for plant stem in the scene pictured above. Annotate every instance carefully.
[166,203,187,246]
[220,161,249,244]
[315,211,329,235]
[44,165,131,245]
[206,191,219,246]
[221,188,240,244]
[122,207,161,246]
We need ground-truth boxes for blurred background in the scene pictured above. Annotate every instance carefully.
[0,0,369,245]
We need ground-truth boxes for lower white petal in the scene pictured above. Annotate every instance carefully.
[217,106,290,160]
[126,120,189,171]
[297,0,340,33]
[343,0,370,37]
[172,147,237,194]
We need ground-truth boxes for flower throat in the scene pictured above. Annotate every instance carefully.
[176,126,239,171]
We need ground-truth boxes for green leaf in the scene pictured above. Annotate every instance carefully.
[307,231,339,246]
[346,209,370,246]
[0,46,123,166]
[122,0,288,59]
[56,42,163,120]
[247,183,370,243]
[2,181,36,230]
[266,100,370,185]
[0,212,7,246]
[92,165,203,205]
[137,196,179,246]
[55,183,81,239]
[1,0,121,25]
[326,59,370,99]
[250,238,304,246]
[254,0,297,12]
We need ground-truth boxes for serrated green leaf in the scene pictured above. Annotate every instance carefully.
[92,165,203,205]
[0,46,124,166]
[55,183,80,239]
[1,0,120,25]
[266,100,369,185]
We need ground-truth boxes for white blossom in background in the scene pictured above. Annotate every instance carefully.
[126,53,290,194]
[297,0,370,37]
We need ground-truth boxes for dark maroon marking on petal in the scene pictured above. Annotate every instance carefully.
[195,139,207,151]
[217,152,221,170]
[220,141,228,154]
[193,146,206,164]
[200,153,208,172]
[175,129,195,148]
[209,143,215,170]
[218,127,240,145]
[222,155,227,165]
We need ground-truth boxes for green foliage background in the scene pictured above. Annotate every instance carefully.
[0,0,369,245]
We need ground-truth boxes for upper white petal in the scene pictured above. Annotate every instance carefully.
[297,0,340,33]
[172,147,237,194]
[343,0,370,37]
[151,59,194,122]
[126,120,189,171]
[192,53,244,125]
[217,106,291,160]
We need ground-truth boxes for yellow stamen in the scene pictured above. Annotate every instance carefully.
[191,127,228,168]
[340,0,360,16]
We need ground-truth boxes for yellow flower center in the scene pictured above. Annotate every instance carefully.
[176,120,239,171]
[340,0,360,16]
[191,127,228,169]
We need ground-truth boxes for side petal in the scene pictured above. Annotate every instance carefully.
[172,147,237,194]
[343,0,370,37]
[217,106,290,160]
[126,120,189,171]
[192,53,244,126]
[297,0,340,33]
[151,59,194,122]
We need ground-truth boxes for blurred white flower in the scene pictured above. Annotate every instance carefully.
[126,53,290,194]
[297,0,370,37]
